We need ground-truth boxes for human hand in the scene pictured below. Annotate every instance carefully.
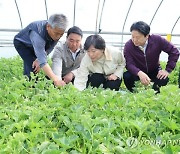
[137,71,151,86]
[32,59,40,74]
[54,79,66,87]
[63,72,74,83]
[107,74,118,80]
[157,70,169,79]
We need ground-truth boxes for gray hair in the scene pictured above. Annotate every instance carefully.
[48,14,68,30]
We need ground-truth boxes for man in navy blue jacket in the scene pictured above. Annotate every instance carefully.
[123,21,179,93]
[14,14,68,87]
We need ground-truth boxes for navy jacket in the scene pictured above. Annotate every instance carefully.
[14,20,58,67]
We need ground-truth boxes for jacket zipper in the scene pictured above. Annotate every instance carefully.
[144,52,148,73]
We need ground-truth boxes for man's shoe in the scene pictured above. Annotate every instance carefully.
[152,84,160,94]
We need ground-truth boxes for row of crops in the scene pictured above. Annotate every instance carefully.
[0,56,179,153]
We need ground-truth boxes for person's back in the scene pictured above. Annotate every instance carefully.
[15,20,47,46]
[13,13,69,87]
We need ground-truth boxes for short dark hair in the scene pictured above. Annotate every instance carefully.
[67,26,83,37]
[130,21,150,36]
[84,34,106,50]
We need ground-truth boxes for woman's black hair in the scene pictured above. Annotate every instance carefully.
[84,34,106,50]
[130,21,150,37]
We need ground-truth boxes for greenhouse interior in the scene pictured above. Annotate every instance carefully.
[0,0,179,153]
[0,0,180,58]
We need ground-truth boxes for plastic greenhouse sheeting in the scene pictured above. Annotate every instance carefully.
[0,0,180,59]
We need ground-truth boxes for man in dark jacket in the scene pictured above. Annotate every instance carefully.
[123,21,179,93]
[13,14,68,87]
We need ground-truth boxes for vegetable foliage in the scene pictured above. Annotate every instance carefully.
[0,56,179,153]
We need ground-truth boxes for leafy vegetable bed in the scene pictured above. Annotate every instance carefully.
[0,57,179,153]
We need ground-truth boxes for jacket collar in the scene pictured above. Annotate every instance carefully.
[64,42,84,53]
[104,47,112,61]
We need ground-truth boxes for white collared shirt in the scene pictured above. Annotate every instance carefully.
[70,49,80,60]
[139,40,148,53]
